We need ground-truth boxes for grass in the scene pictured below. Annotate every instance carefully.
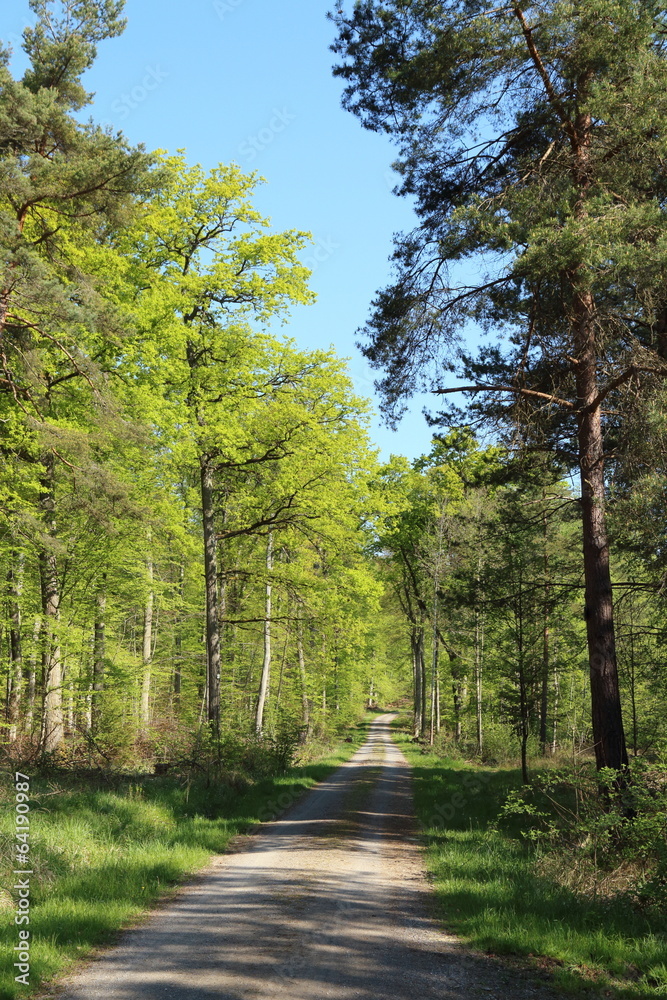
[0,719,371,1000]
[396,729,667,999]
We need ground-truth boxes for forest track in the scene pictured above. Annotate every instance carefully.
[53,714,563,1000]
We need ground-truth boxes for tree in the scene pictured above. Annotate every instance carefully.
[330,1,667,773]
[120,154,314,734]
[0,0,150,403]
[0,0,152,750]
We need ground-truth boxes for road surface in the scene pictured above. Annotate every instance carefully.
[55,714,561,999]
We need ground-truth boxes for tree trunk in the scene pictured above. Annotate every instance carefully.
[201,459,222,734]
[452,678,463,743]
[40,553,63,751]
[451,650,467,745]
[6,553,24,741]
[420,627,427,737]
[173,562,184,708]
[40,455,63,753]
[628,598,638,757]
[474,609,483,755]
[551,656,560,755]
[575,305,628,772]
[140,553,154,727]
[25,618,40,735]
[297,618,310,737]
[411,626,423,737]
[540,513,550,755]
[429,633,439,746]
[275,628,289,714]
[255,531,274,735]
[516,598,529,785]
[92,574,106,732]
[570,108,628,774]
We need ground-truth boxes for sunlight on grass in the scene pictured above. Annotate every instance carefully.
[397,733,667,999]
[0,721,371,1000]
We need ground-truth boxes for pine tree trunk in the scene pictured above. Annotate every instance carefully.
[201,459,221,734]
[255,531,274,735]
[574,299,628,772]
[570,110,628,774]
[40,552,63,750]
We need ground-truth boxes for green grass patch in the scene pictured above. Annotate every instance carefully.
[396,731,667,999]
[0,720,371,1000]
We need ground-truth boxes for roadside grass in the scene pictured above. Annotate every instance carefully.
[0,719,372,1000]
[397,731,667,999]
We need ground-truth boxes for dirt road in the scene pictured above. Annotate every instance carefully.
[56,714,561,999]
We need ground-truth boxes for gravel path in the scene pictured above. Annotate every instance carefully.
[54,714,563,1000]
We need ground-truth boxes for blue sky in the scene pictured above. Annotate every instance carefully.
[4,0,444,461]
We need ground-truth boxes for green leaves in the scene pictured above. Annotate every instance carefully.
[22,1,127,108]
[331,0,667,430]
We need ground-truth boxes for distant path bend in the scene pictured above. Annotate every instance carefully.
[56,713,560,999]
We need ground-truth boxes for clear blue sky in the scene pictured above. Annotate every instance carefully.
[4,0,443,461]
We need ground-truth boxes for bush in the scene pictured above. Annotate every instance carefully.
[497,755,667,913]
[429,721,524,765]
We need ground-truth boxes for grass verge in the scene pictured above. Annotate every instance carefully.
[0,719,372,1000]
[396,729,667,999]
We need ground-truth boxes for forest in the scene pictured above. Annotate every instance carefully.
[1,2,667,998]
[2,0,665,783]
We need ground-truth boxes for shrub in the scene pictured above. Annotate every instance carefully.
[497,755,667,912]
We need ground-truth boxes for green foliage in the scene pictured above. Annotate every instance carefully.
[399,730,667,998]
[497,757,667,915]
[0,723,370,999]
[331,0,667,424]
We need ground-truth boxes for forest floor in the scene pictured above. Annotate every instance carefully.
[44,714,564,1000]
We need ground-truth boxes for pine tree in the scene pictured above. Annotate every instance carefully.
[330,1,667,772]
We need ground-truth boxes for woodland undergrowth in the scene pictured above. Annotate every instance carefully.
[398,723,667,999]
